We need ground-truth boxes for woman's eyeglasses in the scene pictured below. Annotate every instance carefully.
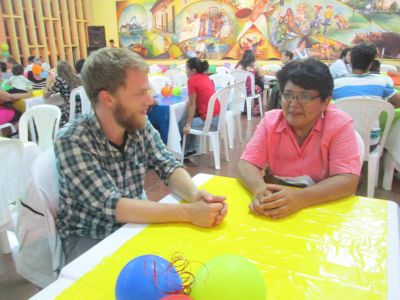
[282,92,321,104]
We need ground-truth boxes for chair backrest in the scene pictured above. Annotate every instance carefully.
[229,80,247,115]
[216,66,230,74]
[19,105,62,151]
[202,85,232,132]
[380,64,397,72]
[0,139,23,231]
[149,76,172,95]
[209,73,235,88]
[334,98,395,158]
[69,86,92,122]
[355,131,365,164]
[231,70,256,96]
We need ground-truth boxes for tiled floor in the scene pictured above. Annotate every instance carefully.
[1,114,399,299]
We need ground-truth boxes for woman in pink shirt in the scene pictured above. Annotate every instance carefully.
[238,59,361,219]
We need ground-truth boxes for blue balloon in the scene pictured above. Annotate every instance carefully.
[116,255,182,300]
[39,71,48,78]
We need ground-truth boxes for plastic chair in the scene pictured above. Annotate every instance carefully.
[355,131,365,164]
[16,148,64,287]
[181,85,232,170]
[149,64,162,74]
[334,98,394,197]
[149,76,172,95]
[226,80,246,148]
[231,70,263,121]
[380,64,397,73]
[216,66,230,74]
[69,86,92,122]
[19,105,62,151]
[209,73,234,88]
[0,139,23,254]
[382,120,400,190]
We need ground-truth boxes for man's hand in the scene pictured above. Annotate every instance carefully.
[193,190,227,226]
[259,184,304,219]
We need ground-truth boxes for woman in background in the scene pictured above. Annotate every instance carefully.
[179,57,218,157]
[45,61,82,126]
[235,50,264,115]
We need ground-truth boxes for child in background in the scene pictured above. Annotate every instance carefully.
[6,64,32,93]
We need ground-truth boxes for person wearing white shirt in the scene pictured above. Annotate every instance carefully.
[329,48,352,79]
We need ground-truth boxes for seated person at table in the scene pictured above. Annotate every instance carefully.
[0,89,32,135]
[179,57,218,157]
[5,64,33,93]
[333,42,400,150]
[238,59,361,219]
[329,47,352,79]
[55,48,227,263]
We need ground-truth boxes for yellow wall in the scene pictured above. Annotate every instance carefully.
[87,0,119,46]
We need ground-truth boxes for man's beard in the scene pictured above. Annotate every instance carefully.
[113,100,146,131]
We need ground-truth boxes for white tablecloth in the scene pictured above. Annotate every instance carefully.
[25,94,64,110]
[167,101,188,157]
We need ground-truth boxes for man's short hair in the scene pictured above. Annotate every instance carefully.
[0,61,6,73]
[276,58,333,102]
[27,56,35,64]
[81,48,149,104]
[350,42,377,71]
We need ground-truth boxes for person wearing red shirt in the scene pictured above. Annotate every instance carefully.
[180,57,220,157]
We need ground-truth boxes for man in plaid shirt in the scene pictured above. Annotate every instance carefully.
[54,48,228,264]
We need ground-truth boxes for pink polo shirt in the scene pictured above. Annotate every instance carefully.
[241,106,361,183]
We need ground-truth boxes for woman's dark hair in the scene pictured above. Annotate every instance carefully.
[369,59,380,73]
[351,42,377,71]
[340,48,351,59]
[0,61,6,73]
[75,59,85,74]
[237,50,255,69]
[186,57,209,73]
[283,50,293,60]
[27,56,35,64]
[11,64,24,76]
[276,58,333,102]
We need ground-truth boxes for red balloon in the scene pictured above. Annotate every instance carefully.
[160,294,193,300]
[161,86,172,97]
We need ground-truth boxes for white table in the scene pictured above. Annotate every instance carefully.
[383,120,400,190]
[166,101,187,157]
[32,173,400,299]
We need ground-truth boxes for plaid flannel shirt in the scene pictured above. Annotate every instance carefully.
[54,114,181,240]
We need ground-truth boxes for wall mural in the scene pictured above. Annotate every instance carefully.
[116,0,400,60]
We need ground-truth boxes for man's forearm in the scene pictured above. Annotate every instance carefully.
[168,167,198,202]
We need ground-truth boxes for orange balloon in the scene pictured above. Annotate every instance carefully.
[32,64,42,75]
[161,86,172,97]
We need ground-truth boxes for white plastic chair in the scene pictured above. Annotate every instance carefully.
[209,73,235,88]
[216,66,230,74]
[334,98,394,197]
[69,86,92,122]
[16,148,64,287]
[382,120,400,190]
[0,139,23,254]
[149,75,172,95]
[226,80,246,148]
[0,123,17,136]
[149,64,162,74]
[355,131,365,165]
[181,85,232,170]
[19,105,62,151]
[231,70,263,121]
[380,64,397,73]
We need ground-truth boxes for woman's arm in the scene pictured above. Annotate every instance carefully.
[183,93,197,134]
[259,174,359,219]
[0,90,32,104]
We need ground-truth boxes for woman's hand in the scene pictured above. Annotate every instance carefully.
[259,184,304,219]
[249,185,272,216]
[183,124,191,135]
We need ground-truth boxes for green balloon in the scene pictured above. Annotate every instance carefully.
[2,51,10,58]
[1,43,9,52]
[172,86,181,96]
[190,255,266,300]
[1,81,12,91]
[208,64,216,73]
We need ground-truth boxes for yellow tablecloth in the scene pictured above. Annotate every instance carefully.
[57,176,387,300]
